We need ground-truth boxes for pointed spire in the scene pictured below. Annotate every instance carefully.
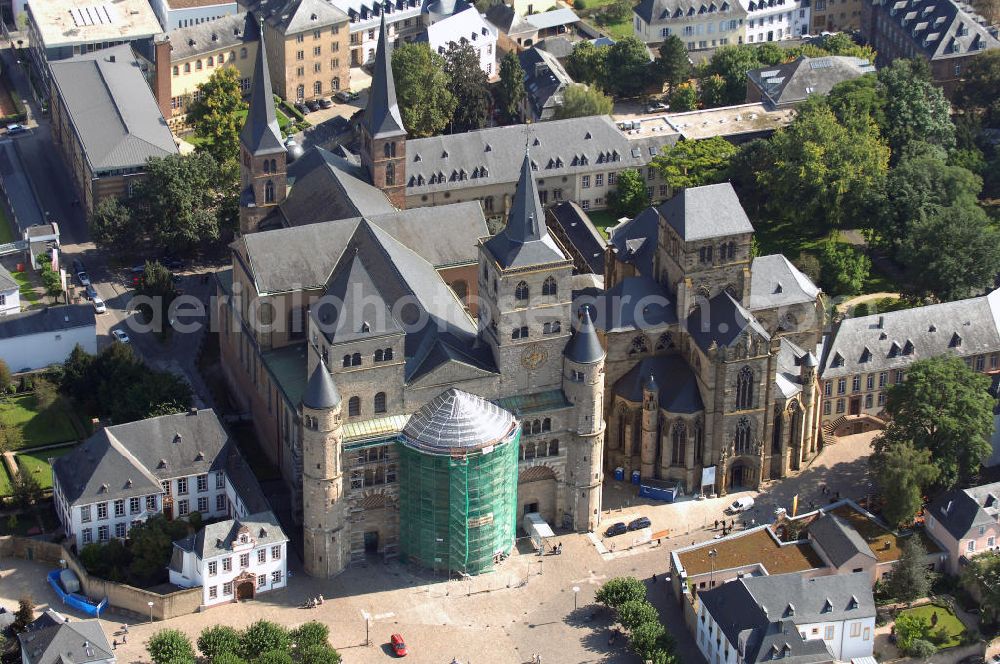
[564,307,605,365]
[303,361,340,410]
[643,369,658,393]
[504,148,548,245]
[240,19,285,155]
[363,13,405,139]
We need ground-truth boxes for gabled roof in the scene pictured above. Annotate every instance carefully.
[18,615,113,664]
[549,201,606,275]
[774,337,807,398]
[484,3,535,35]
[746,56,874,108]
[525,7,579,30]
[614,355,704,413]
[362,14,406,139]
[281,146,395,222]
[321,252,404,343]
[749,254,821,310]
[49,45,178,172]
[482,151,568,269]
[927,481,1000,541]
[519,46,574,118]
[808,513,877,567]
[658,182,754,242]
[874,0,998,60]
[686,291,769,352]
[634,0,744,23]
[426,5,495,56]
[258,0,349,34]
[167,12,257,62]
[609,206,659,277]
[240,19,285,156]
[0,305,95,341]
[189,511,287,559]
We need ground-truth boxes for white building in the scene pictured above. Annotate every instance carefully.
[633,0,747,49]
[425,6,497,76]
[741,0,810,43]
[169,511,288,605]
[150,0,239,30]
[0,304,95,372]
[329,0,424,65]
[697,571,876,664]
[0,265,20,315]
[51,409,269,551]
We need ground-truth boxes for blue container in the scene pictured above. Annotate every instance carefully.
[614,467,624,481]
[631,470,641,485]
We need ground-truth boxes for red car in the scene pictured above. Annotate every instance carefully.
[390,633,407,657]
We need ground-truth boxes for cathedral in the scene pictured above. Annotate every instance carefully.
[216,16,825,577]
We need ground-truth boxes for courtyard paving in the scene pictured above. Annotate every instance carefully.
[0,432,877,664]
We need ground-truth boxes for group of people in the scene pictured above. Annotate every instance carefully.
[303,594,325,608]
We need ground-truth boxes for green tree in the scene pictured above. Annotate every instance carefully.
[698,73,727,108]
[818,239,870,296]
[618,599,659,632]
[653,136,737,190]
[11,471,42,510]
[821,74,885,131]
[758,104,889,232]
[608,168,650,218]
[908,639,937,659]
[212,653,247,664]
[0,420,23,455]
[12,596,34,633]
[135,152,225,252]
[704,45,761,105]
[595,576,647,609]
[298,645,342,664]
[391,43,456,138]
[566,41,608,87]
[668,82,698,112]
[444,42,490,132]
[186,66,245,165]
[89,198,138,258]
[961,550,1000,623]
[793,252,822,285]
[629,620,666,661]
[239,621,289,660]
[198,625,241,662]
[495,51,526,124]
[290,622,329,650]
[135,261,176,329]
[873,355,994,490]
[553,84,613,119]
[754,41,786,66]
[893,613,930,652]
[256,651,292,664]
[897,204,1000,302]
[148,629,196,664]
[127,515,190,586]
[877,59,955,157]
[656,36,690,88]
[605,37,651,98]
[871,440,939,529]
[0,358,11,394]
[33,376,57,409]
[604,0,633,21]
[820,32,876,60]
[955,49,1000,125]
[886,537,933,603]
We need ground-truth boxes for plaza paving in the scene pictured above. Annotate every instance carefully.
[0,432,876,664]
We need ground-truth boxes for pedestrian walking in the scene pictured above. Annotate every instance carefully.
[112,640,118,650]
[714,519,719,529]
[123,635,128,644]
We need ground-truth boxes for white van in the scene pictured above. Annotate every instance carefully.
[726,496,754,514]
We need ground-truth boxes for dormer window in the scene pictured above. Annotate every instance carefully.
[832,352,844,368]
[903,340,914,355]
[950,332,962,348]
[860,347,872,363]
[888,342,901,358]
[848,595,859,609]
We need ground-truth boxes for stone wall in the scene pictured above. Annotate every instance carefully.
[0,536,203,620]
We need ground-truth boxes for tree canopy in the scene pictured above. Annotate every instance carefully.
[668,82,698,112]
[444,43,490,132]
[962,550,1000,624]
[876,59,954,157]
[495,51,526,124]
[955,49,1000,126]
[554,84,613,119]
[655,36,690,88]
[89,198,139,259]
[886,536,933,603]
[186,66,245,165]
[653,136,737,190]
[871,440,939,528]
[605,37,652,98]
[391,43,456,137]
[566,41,609,88]
[608,168,650,218]
[702,45,762,106]
[148,630,195,664]
[818,238,870,296]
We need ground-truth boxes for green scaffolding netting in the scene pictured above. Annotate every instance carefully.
[397,430,520,575]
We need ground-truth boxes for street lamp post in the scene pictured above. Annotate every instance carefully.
[708,549,718,588]
[572,586,580,611]
[147,601,154,623]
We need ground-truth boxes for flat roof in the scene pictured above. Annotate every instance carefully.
[661,103,794,140]
[828,504,942,563]
[261,343,307,407]
[30,0,163,49]
[677,527,824,577]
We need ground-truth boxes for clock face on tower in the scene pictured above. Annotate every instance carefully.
[520,344,548,370]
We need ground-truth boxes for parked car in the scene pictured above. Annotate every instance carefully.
[389,633,407,657]
[92,296,106,314]
[646,101,669,113]
[604,522,627,538]
[335,90,352,103]
[111,329,130,343]
[6,123,25,135]
[294,102,309,115]
[76,271,91,287]
[627,516,651,531]
[318,97,333,109]
[305,99,321,112]
[726,496,755,514]
[72,258,85,273]
[85,284,97,300]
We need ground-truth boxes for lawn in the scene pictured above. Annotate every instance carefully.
[0,394,80,448]
[186,108,293,148]
[577,0,639,39]
[14,444,76,491]
[588,209,626,238]
[11,269,40,306]
[898,603,966,649]
[0,463,10,497]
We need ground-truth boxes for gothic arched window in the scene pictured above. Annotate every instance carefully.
[542,418,551,432]
[693,420,704,463]
[374,392,387,414]
[385,162,395,186]
[515,281,529,301]
[342,354,351,368]
[616,407,627,451]
[735,366,754,410]
[629,336,648,355]
[734,417,751,455]
[384,348,393,361]
[656,332,673,351]
[351,352,362,366]
[671,421,687,466]
[542,276,557,296]
[264,180,275,203]
[348,396,360,417]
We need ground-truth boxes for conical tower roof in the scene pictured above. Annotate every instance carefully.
[363,14,405,139]
[303,362,340,409]
[401,388,516,455]
[240,19,285,155]
[564,307,605,364]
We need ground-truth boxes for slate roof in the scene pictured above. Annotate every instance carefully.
[748,254,821,311]
[609,206,658,277]
[485,3,535,35]
[548,201,607,275]
[49,45,178,173]
[686,291,769,352]
[808,513,876,567]
[400,388,517,454]
[281,146,394,222]
[363,15,406,139]
[240,21,285,156]
[18,615,113,664]
[747,56,875,109]
[774,338,810,398]
[658,182,754,242]
[591,276,677,332]
[700,571,874,663]
[483,152,568,269]
[525,7,579,30]
[874,0,999,60]
[167,12,257,62]
[256,0,349,34]
[181,511,287,559]
[0,263,19,292]
[926,481,1000,541]
[426,6,495,57]
[519,47,573,119]
[614,355,704,412]
[634,0,743,23]
[564,307,605,364]
[303,362,341,408]
[405,115,675,196]
[53,409,231,507]
[820,287,1000,379]
[0,304,94,341]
